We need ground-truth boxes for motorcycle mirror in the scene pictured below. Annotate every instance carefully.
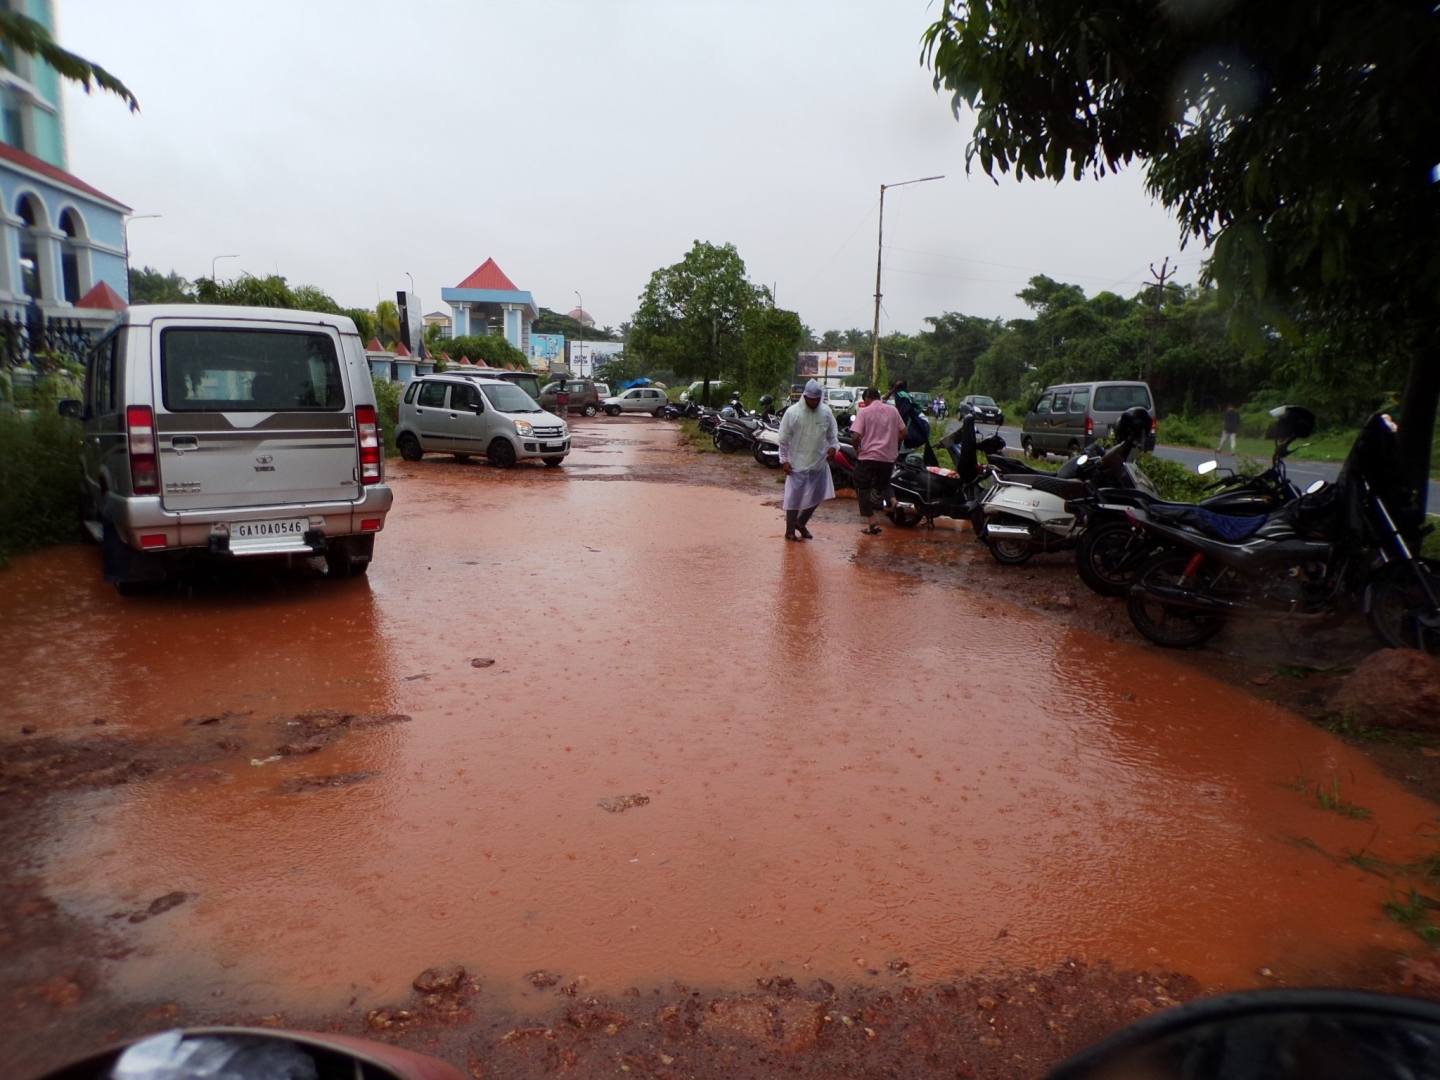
[1197,460,1218,475]
[1075,454,1089,466]
[1046,989,1440,1080]
[1306,479,1327,495]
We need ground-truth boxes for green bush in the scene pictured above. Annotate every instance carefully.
[1134,452,1213,502]
[372,375,401,457]
[435,334,528,369]
[0,410,82,564]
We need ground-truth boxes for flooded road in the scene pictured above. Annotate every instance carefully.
[3,420,1438,1025]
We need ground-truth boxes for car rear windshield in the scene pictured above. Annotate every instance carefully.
[161,329,344,412]
[1093,384,1152,411]
[481,382,543,413]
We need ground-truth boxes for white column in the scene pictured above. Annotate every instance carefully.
[34,227,64,307]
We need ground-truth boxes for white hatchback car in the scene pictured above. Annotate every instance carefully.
[395,376,570,467]
[603,386,670,417]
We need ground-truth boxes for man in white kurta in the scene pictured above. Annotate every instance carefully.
[778,379,840,541]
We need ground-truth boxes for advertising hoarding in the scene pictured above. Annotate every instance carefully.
[530,333,566,367]
[795,352,856,383]
[569,340,624,378]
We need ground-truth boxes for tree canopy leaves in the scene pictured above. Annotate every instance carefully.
[922,0,1440,495]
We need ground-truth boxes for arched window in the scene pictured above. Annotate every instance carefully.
[59,209,83,302]
[17,194,43,299]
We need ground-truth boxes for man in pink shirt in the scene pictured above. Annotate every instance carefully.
[847,386,905,534]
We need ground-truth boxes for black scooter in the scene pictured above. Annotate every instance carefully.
[885,412,994,527]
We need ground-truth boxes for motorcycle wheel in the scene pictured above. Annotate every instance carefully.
[1126,550,1227,648]
[1365,561,1440,654]
[886,507,924,528]
[987,537,1033,565]
[716,434,741,454]
[1077,519,1154,598]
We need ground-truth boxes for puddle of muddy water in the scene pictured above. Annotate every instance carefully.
[4,447,1439,1018]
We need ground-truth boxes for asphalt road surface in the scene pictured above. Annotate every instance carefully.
[992,423,1440,507]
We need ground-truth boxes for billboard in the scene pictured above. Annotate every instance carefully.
[795,352,856,383]
[530,333,565,366]
[396,291,425,358]
[569,340,624,378]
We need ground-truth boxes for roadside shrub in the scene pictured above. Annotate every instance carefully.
[0,410,82,564]
[372,375,401,457]
[1135,452,1212,502]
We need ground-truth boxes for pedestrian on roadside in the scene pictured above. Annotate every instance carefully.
[848,386,905,535]
[778,379,839,542]
[1217,404,1241,455]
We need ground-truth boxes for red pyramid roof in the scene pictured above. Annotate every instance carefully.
[394,341,411,358]
[365,337,384,352]
[75,281,127,311]
[456,258,519,292]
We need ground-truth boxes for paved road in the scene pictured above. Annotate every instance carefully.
[991,423,1440,507]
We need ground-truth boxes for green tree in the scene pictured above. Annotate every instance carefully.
[128,267,193,304]
[437,334,528,369]
[193,273,342,311]
[629,241,760,404]
[342,308,377,343]
[534,309,616,341]
[738,305,805,398]
[923,0,1440,505]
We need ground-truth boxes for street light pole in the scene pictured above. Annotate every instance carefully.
[870,175,943,387]
[212,254,238,281]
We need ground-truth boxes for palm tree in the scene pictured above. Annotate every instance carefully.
[1,8,137,111]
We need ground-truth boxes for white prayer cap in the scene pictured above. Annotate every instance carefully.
[803,379,823,399]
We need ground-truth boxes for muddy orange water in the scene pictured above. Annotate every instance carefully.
[3,420,1438,1016]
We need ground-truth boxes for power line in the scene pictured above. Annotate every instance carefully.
[794,198,879,299]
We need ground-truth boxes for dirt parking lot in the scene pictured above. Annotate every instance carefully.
[4,417,1439,1079]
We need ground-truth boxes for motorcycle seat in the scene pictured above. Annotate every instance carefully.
[1148,503,1268,542]
[996,474,1088,501]
[988,455,1048,476]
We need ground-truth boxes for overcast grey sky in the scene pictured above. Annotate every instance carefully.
[62,0,1202,334]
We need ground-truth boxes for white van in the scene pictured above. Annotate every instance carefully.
[58,305,394,592]
[395,375,570,467]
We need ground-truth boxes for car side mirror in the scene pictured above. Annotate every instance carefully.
[1198,460,1218,475]
[1306,480,1326,495]
[57,399,83,419]
[472,402,484,413]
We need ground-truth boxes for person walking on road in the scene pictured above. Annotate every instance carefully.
[1217,404,1241,455]
[779,379,839,542]
[848,386,905,535]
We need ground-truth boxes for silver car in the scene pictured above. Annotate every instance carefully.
[602,386,670,417]
[395,376,570,467]
[58,305,394,592]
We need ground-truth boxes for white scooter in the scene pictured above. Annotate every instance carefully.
[975,409,1157,565]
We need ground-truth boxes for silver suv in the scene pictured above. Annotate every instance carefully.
[58,305,394,592]
[395,376,570,467]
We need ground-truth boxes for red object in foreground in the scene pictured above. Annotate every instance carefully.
[356,405,382,484]
[126,405,159,495]
[32,1026,467,1080]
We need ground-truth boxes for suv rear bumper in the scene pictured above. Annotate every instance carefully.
[103,485,393,554]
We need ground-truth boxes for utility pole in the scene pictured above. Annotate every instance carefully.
[871,175,943,387]
[1142,257,1172,383]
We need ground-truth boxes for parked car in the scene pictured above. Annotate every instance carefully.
[681,380,728,404]
[540,378,604,416]
[908,391,934,415]
[961,394,1004,425]
[604,386,671,417]
[491,369,542,402]
[57,304,393,592]
[823,387,857,419]
[1020,381,1156,457]
[593,382,611,399]
[396,375,570,468]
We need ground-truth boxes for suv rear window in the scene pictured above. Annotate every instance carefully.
[161,329,343,412]
[1094,385,1152,411]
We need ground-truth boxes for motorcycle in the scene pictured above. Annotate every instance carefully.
[885,412,994,527]
[1073,405,1314,597]
[712,407,764,454]
[975,407,1158,566]
[752,417,782,467]
[661,400,702,421]
[1123,411,1440,651]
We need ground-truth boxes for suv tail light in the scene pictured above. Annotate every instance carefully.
[126,405,159,495]
[1085,416,1093,438]
[356,405,381,484]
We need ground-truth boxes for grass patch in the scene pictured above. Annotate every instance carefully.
[1317,711,1434,747]
[1384,889,1440,943]
[0,409,82,566]
[1316,778,1372,819]
[677,419,716,453]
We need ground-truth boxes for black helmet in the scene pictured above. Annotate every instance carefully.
[731,390,742,400]
[759,395,774,407]
[1112,406,1152,443]
[955,401,974,418]
[1265,405,1316,442]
